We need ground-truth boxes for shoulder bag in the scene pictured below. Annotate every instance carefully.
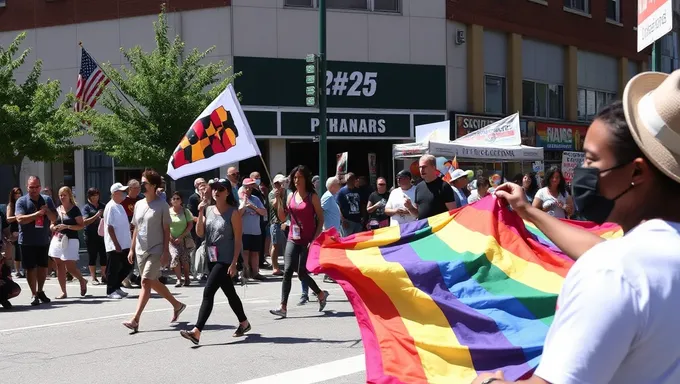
[182,208,196,250]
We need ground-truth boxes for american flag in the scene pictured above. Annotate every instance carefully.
[74,48,109,112]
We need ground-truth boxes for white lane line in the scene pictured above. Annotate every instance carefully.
[0,295,272,334]
[236,354,366,384]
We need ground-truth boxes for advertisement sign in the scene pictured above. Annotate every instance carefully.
[561,151,585,183]
[415,120,450,143]
[280,112,412,138]
[535,122,588,151]
[638,0,673,52]
[234,56,446,110]
[453,114,501,140]
[455,113,521,146]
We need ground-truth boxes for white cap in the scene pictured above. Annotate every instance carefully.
[450,169,468,181]
[110,182,129,194]
[272,174,286,184]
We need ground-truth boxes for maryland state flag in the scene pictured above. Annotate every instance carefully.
[167,84,261,180]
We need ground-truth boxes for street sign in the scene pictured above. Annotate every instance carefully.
[638,0,673,52]
[304,54,319,107]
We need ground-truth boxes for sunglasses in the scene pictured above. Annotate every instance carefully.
[377,183,386,186]
[141,181,148,187]
[171,197,181,201]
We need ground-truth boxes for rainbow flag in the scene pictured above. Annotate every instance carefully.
[308,196,622,383]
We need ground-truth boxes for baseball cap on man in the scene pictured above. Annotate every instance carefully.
[110,182,129,194]
[450,169,468,181]
[396,170,412,179]
[273,174,286,184]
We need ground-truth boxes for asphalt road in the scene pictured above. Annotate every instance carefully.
[1,256,367,384]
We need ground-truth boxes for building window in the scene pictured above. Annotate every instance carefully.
[484,75,507,115]
[577,88,615,121]
[564,0,589,13]
[606,0,620,22]
[284,0,314,7]
[522,80,564,119]
[660,32,679,73]
[286,0,400,12]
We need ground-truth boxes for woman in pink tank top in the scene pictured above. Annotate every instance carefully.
[270,165,329,318]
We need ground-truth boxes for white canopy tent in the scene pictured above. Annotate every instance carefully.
[392,113,544,177]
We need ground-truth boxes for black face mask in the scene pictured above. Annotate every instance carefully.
[571,164,634,224]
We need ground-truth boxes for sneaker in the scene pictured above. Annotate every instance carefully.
[297,295,309,306]
[1,299,12,309]
[15,271,24,279]
[107,292,123,299]
[323,275,336,284]
[116,289,129,298]
[37,291,51,303]
[318,290,329,312]
[269,308,287,318]
[252,274,266,281]
[122,278,132,288]
[30,296,40,306]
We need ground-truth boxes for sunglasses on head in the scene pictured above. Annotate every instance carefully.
[208,178,229,192]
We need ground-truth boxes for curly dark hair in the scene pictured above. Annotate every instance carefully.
[523,172,539,197]
[142,168,163,188]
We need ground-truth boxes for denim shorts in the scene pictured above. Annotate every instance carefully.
[270,223,286,246]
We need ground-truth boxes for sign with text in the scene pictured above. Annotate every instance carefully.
[535,122,588,151]
[455,113,521,146]
[638,0,673,52]
[280,112,412,138]
[234,56,446,110]
[561,151,585,183]
[453,113,501,139]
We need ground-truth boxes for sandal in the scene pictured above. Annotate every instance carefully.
[180,330,199,345]
[171,303,187,323]
[122,320,139,334]
[91,279,100,286]
[80,280,88,297]
[56,293,67,299]
[233,322,251,337]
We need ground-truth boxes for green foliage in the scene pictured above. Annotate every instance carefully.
[0,32,82,182]
[86,8,239,172]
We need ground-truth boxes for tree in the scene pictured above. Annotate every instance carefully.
[86,8,238,173]
[0,32,83,184]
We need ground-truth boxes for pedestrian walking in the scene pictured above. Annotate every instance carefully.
[82,188,107,285]
[104,183,132,299]
[179,178,250,345]
[123,169,186,333]
[6,187,24,278]
[169,192,194,287]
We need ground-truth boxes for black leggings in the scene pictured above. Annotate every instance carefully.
[86,236,107,267]
[281,241,321,306]
[196,262,247,331]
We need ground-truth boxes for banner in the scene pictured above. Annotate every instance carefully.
[167,84,261,180]
[453,114,501,139]
[454,113,521,146]
[415,120,450,143]
[336,152,348,183]
[561,151,585,183]
[535,122,588,151]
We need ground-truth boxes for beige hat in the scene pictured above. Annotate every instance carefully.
[623,70,680,183]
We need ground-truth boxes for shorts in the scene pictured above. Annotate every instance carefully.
[137,253,162,281]
[270,223,286,246]
[242,234,262,253]
[20,245,49,269]
[49,236,81,261]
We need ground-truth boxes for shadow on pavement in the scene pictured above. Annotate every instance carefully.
[194,333,359,348]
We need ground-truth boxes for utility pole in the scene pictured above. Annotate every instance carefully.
[318,0,328,195]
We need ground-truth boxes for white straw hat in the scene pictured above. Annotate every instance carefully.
[623,70,680,183]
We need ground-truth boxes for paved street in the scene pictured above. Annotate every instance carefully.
[1,257,366,384]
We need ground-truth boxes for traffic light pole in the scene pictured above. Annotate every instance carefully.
[318,0,328,195]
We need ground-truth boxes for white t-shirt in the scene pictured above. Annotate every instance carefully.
[535,219,680,384]
[535,187,569,219]
[103,200,132,252]
[385,186,417,226]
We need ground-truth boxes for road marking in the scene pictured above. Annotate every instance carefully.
[236,354,366,384]
[0,295,272,334]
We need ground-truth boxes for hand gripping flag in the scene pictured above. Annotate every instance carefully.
[167,84,260,180]
[308,196,622,383]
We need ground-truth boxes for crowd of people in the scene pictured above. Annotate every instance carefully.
[0,155,576,313]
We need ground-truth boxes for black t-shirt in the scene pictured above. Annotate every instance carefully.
[56,205,82,239]
[82,201,105,238]
[0,211,8,245]
[368,191,389,222]
[414,178,455,220]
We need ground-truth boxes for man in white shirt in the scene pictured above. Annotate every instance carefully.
[104,183,133,299]
[385,170,418,226]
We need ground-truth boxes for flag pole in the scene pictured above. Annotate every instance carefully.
[258,154,274,185]
[78,42,148,119]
